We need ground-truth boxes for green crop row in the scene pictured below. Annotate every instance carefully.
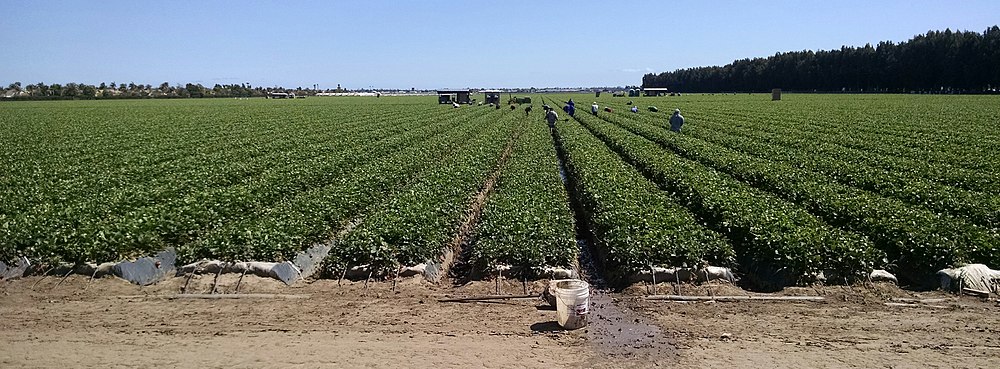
[2,104,433,218]
[548,99,735,282]
[469,111,577,274]
[675,118,999,230]
[571,107,882,286]
[691,96,999,173]
[3,94,994,286]
[605,110,998,283]
[328,106,521,272]
[0,99,476,264]
[8,108,468,263]
[693,106,999,193]
[181,107,497,263]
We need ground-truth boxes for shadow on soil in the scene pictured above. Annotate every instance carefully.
[530,321,565,333]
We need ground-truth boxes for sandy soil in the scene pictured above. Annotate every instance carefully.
[627,283,1000,368]
[1,275,997,368]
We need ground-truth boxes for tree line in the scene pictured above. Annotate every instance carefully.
[642,26,1000,93]
[2,81,334,100]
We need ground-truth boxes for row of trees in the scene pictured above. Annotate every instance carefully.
[3,81,339,100]
[642,26,1000,93]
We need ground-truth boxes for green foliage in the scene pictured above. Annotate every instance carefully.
[550,99,735,281]
[643,26,1000,92]
[569,106,881,285]
[470,113,576,274]
[0,97,472,264]
[1,94,996,287]
[330,106,520,271]
[573,93,998,284]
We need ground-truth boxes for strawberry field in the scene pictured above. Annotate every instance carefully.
[1,94,997,287]
[547,93,999,286]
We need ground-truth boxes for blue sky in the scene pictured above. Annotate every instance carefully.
[2,0,998,89]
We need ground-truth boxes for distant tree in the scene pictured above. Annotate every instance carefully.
[34,82,49,96]
[643,26,1000,93]
[81,84,97,98]
[5,79,357,100]
[63,83,80,97]
[185,83,205,98]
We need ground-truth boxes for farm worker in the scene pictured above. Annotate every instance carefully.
[452,102,460,108]
[545,108,559,127]
[567,103,575,116]
[669,109,684,132]
[631,105,638,113]
[525,105,533,116]
[591,102,599,115]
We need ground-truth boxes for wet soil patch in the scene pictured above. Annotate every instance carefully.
[544,97,679,362]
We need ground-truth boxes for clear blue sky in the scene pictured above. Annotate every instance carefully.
[2,0,998,89]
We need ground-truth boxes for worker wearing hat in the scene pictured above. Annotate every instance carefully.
[591,102,599,115]
[669,109,684,132]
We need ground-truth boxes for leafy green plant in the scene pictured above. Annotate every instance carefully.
[548,98,735,282]
[571,106,882,285]
[470,111,576,275]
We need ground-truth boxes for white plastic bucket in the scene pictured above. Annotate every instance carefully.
[545,279,573,306]
[553,279,590,330]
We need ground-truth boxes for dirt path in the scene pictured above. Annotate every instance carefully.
[627,284,1000,368]
[439,122,523,283]
[1,276,997,368]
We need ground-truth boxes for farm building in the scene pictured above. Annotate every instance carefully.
[643,88,670,96]
[2,89,28,99]
[482,90,501,104]
[437,89,471,104]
